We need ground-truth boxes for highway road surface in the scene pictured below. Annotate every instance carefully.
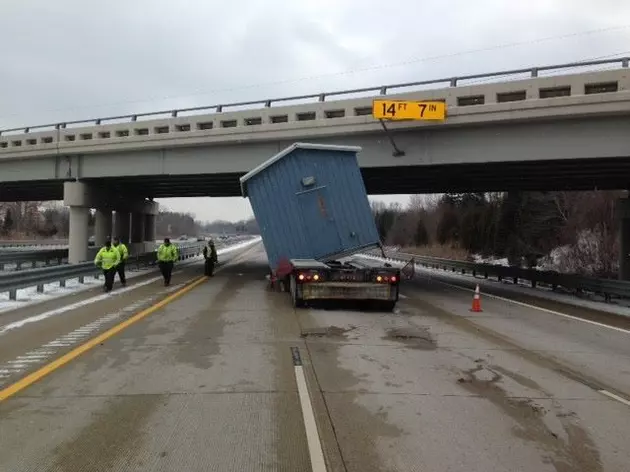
[0,242,629,471]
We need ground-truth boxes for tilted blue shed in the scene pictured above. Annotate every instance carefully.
[240,143,381,272]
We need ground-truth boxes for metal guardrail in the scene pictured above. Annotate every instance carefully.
[366,250,630,302]
[1,57,628,135]
[0,239,68,248]
[0,249,67,270]
[0,243,204,300]
[0,240,205,271]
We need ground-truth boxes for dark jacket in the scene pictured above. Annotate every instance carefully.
[203,244,217,262]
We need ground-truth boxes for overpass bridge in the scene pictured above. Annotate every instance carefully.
[1,58,630,201]
[1,58,630,262]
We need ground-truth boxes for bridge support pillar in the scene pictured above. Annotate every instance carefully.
[143,201,159,253]
[63,182,92,264]
[94,209,112,247]
[617,198,630,280]
[68,207,89,264]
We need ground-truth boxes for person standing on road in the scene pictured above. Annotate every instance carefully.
[157,238,178,286]
[203,239,218,276]
[94,239,121,292]
[112,236,129,287]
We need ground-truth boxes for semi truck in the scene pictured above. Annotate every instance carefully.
[240,143,407,311]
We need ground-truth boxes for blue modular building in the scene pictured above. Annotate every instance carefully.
[240,143,381,273]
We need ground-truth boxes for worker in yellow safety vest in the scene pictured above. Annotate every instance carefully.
[112,236,129,287]
[94,239,121,292]
[157,238,178,286]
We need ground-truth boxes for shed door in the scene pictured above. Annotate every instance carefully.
[297,186,343,257]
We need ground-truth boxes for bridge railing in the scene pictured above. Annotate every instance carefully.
[0,249,68,271]
[362,250,630,302]
[0,57,628,137]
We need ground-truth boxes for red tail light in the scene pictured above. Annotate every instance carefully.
[390,276,397,283]
[297,271,321,282]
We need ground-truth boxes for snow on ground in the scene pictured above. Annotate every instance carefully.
[0,236,260,314]
[358,253,630,319]
[471,254,510,266]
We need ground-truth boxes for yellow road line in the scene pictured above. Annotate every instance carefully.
[0,275,208,402]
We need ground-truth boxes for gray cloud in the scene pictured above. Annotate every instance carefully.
[2,0,630,222]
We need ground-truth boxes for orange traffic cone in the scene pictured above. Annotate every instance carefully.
[471,285,482,312]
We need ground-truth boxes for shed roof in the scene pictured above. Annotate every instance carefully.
[239,142,362,197]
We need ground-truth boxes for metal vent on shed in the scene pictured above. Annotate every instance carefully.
[301,176,316,187]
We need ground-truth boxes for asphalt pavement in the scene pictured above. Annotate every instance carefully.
[0,243,628,471]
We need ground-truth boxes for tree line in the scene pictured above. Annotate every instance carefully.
[372,191,621,278]
[0,202,260,240]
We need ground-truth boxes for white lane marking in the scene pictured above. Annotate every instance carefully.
[399,294,408,299]
[424,278,630,335]
[294,365,327,472]
[599,390,630,407]
[16,354,50,360]
[13,357,44,363]
[0,275,163,336]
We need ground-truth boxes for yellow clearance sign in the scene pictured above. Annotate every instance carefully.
[372,100,446,121]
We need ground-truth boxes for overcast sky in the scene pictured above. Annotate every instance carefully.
[2,0,630,222]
